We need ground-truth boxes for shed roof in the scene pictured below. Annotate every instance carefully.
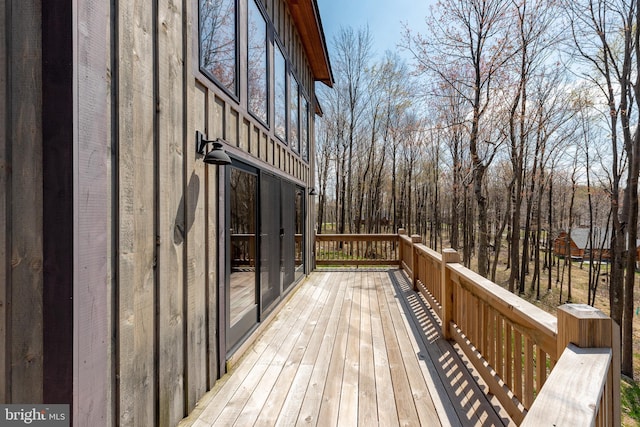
[562,227,627,250]
[286,0,334,87]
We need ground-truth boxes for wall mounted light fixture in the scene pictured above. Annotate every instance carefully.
[196,131,232,165]
[309,187,318,196]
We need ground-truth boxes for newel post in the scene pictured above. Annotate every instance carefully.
[398,228,406,267]
[410,235,422,291]
[441,248,460,341]
[557,304,621,427]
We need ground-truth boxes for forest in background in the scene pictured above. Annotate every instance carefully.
[314,0,640,380]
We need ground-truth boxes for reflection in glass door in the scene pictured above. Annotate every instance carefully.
[281,181,295,292]
[295,186,305,282]
[260,175,305,314]
[227,166,258,350]
[260,173,281,313]
[226,166,307,352]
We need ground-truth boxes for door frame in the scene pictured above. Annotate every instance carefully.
[224,160,260,353]
[218,156,308,364]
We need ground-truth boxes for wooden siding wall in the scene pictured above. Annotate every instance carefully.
[74,0,111,425]
[0,0,8,405]
[1,0,317,425]
[111,0,315,425]
[1,0,45,404]
[43,0,75,409]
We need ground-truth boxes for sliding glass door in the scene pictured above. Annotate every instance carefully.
[260,173,281,312]
[227,164,258,350]
[260,174,305,314]
[281,180,296,292]
[225,164,306,353]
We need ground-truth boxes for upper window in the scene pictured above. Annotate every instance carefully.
[200,0,238,96]
[274,44,287,142]
[247,1,268,124]
[289,74,299,152]
[301,97,309,161]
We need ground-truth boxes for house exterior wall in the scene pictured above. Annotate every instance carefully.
[553,232,584,259]
[0,0,329,425]
[1,0,46,406]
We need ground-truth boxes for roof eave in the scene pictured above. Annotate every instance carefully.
[285,0,334,87]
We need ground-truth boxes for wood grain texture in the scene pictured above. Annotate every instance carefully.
[521,344,611,427]
[10,0,44,404]
[203,83,219,390]
[315,271,353,425]
[186,74,208,416]
[255,274,336,426]
[282,272,348,426]
[193,272,315,425]
[179,271,505,427]
[0,0,8,405]
[157,0,186,424]
[117,0,156,423]
[73,0,111,423]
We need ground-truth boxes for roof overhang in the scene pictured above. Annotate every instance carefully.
[285,0,334,87]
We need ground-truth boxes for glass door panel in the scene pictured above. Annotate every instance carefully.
[281,181,295,291]
[260,173,281,312]
[295,186,305,282]
[227,166,258,350]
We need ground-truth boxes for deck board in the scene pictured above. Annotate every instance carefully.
[180,270,513,427]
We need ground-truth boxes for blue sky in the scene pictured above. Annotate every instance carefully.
[316,0,436,59]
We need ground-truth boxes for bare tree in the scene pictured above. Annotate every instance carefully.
[332,27,373,233]
[564,0,638,377]
[405,0,515,276]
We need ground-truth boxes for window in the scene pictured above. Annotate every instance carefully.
[289,74,299,153]
[200,0,238,96]
[247,0,268,124]
[301,97,309,161]
[274,44,287,142]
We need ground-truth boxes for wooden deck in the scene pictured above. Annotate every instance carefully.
[180,270,515,427]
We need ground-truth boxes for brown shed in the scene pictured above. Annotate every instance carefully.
[553,228,640,262]
[553,231,584,259]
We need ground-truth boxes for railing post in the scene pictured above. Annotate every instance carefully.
[410,235,421,291]
[398,228,406,268]
[557,304,621,427]
[441,248,459,341]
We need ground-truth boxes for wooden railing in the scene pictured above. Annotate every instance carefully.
[315,230,621,425]
[314,234,399,266]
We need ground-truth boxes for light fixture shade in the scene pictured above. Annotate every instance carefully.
[196,131,232,165]
[204,142,232,165]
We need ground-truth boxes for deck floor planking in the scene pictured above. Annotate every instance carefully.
[180,269,513,427]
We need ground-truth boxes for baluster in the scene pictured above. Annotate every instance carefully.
[514,330,523,403]
[505,322,513,390]
[524,337,534,408]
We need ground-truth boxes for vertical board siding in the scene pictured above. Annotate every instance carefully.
[186,0,209,408]
[42,0,74,407]
[186,56,207,414]
[74,0,111,423]
[157,0,186,425]
[202,81,219,389]
[0,0,319,420]
[10,0,44,404]
[0,0,8,404]
[117,0,156,424]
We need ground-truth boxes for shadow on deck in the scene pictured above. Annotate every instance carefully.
[180,269,514,426]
